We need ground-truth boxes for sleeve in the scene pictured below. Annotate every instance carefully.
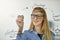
[51,31,56,40]
[16,30,28,40]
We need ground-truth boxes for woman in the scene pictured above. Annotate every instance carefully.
[16,7,55,40]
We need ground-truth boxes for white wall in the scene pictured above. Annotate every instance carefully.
[0,0,60,40]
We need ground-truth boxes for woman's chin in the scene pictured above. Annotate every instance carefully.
[33,23,39,26]
[33,22,41,26]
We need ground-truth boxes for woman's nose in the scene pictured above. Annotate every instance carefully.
[34,17,37,20]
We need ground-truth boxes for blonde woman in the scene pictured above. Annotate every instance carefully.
[16,7,55,40]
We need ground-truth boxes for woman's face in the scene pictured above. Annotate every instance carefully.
[31,11,44,26]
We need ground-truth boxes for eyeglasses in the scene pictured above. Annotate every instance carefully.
[31,14,44,19]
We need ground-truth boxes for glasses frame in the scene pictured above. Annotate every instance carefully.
[31,14,44,19]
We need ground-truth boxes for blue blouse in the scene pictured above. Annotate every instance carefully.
[16,29,55,40]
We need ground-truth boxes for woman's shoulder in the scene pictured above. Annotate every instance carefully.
[50,31,55,36]
[22,30,34,37]
[24,29,34,33]
[50,31,56,40]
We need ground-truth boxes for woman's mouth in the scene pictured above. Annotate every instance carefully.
[34,21,38,23]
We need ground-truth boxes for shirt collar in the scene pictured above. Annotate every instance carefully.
[30,29,44,35]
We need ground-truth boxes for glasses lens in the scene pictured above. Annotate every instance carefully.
[31,14,43,19]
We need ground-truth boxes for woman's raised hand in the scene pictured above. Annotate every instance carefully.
[16,15,24,34]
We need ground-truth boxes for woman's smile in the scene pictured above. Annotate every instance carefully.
[34,20,38,23]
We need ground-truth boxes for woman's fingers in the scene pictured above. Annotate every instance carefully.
[16,15,24,27]
[18,15,24,21]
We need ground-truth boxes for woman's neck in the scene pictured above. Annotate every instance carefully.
[34,25,43,34]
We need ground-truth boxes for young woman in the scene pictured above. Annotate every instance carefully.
[16,7,55,40]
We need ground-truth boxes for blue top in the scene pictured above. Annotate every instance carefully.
[16,29,55,40]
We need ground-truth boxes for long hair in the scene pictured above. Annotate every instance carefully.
[29,7,52,40]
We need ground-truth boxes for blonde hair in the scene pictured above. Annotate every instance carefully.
[29,7,52,40]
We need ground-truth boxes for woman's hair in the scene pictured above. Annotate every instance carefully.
[29,7,52,40]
